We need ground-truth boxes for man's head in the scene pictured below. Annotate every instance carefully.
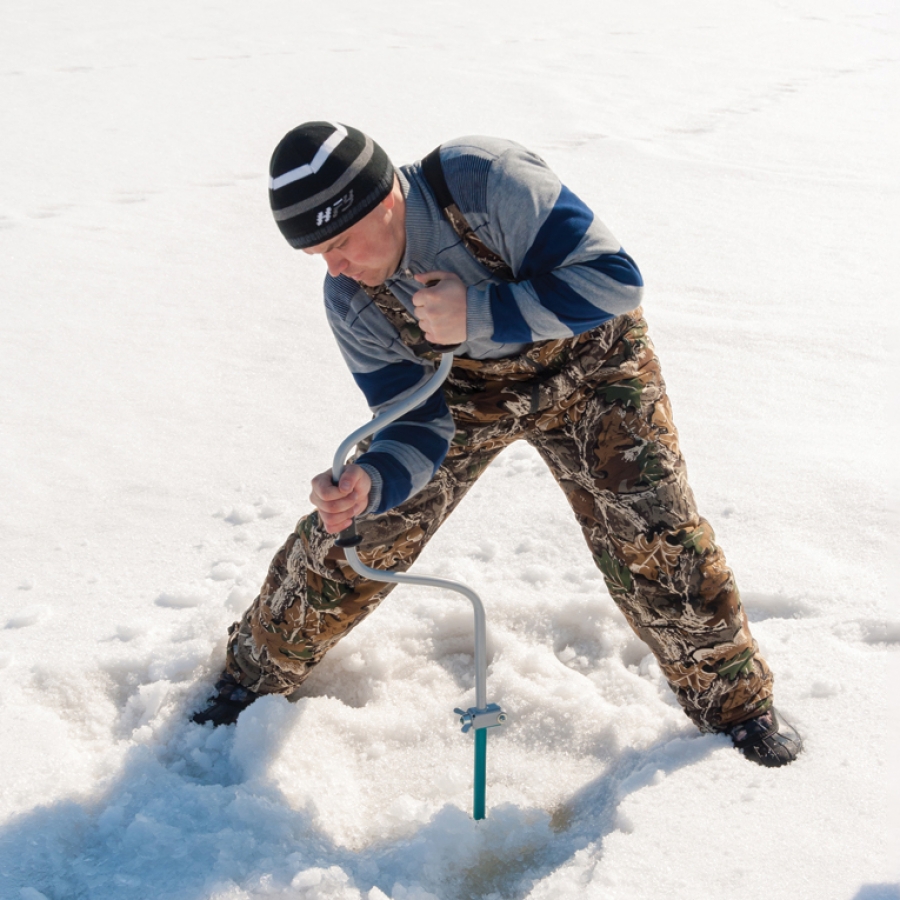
[269,122,406,285]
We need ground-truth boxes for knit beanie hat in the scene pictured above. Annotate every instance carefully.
[268,122,395,249]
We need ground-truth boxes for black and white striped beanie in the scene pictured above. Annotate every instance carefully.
[268,122,395,249]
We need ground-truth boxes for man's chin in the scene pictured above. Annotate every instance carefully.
[353,261,399,287]
[348,270,377,287]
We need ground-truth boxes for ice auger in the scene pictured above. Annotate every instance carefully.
[331,351,506,820]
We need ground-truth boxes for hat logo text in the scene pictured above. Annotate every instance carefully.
[316,190,355,227]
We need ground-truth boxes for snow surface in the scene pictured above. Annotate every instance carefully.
[1,1,898,898]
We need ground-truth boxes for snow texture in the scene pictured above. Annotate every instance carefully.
[1,1,898,898]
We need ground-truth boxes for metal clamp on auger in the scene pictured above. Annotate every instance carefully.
[455,704,508,734]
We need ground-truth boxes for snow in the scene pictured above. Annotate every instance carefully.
[1,0,898,898]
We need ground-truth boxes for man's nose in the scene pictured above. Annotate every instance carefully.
[323,251,347,278]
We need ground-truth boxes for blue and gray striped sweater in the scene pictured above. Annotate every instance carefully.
[324,136,643,515]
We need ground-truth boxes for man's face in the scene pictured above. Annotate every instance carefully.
[303,192,404,287]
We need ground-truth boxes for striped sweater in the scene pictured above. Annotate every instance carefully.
[324,136,643,515]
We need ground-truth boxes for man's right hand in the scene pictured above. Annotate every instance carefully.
[309,464,372,534]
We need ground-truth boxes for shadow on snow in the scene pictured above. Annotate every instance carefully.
[0,695,717,900]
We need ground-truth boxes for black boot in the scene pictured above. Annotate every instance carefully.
[192,674,261,727]
[728,707,803,767]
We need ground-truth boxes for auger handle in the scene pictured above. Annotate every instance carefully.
[331,353,455,547]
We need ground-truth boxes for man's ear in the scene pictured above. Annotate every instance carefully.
[382,190,396,211]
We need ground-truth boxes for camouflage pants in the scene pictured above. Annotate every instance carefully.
[226,310,773,732]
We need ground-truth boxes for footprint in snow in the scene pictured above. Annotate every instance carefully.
[257,499,288,519]
[834,618,900,645]
[209,561,244,582]
[220,504,256,525]
[740,592,816,621]
[116,624,145,641]
[215,498,287,526]
[808,679,843,698]
[4,607,46,629]
[468,540,497,562]
[155,587,209,608]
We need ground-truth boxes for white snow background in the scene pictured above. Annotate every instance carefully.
[1,1,898,898]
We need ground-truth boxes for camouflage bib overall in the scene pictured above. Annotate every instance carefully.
[226,155,773,732]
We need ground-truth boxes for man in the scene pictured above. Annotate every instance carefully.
[193,121,801,767]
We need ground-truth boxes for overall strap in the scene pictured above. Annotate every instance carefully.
[420,147,516,283]
[361,146,516,360]
[362,281,444,361]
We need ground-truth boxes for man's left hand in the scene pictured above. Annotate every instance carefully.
[412,271,467,345]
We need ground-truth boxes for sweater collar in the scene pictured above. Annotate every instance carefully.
[391,165,442,279]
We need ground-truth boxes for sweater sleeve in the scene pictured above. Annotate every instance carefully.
[324,277,455,515]
[459,144,644,343]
